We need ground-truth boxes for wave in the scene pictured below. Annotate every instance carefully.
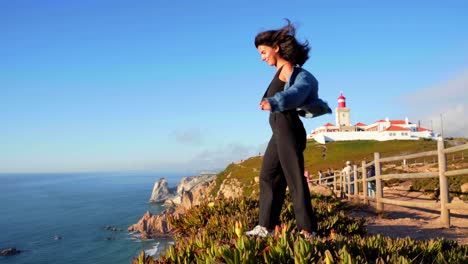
[144,242,160,256]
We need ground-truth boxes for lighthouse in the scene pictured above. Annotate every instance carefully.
[335,91,351,127]
[338,92,346,108]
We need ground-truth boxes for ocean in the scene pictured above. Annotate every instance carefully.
[0,172,187,264]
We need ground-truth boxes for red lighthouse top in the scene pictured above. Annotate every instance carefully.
[337,91,346,108]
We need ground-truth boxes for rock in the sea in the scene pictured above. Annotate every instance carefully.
[127,210,173,238]
[149,174,216,205]
[103,225,122,232]
[149,178,175,203]
[131,173,217,239]
[0,248,21,256]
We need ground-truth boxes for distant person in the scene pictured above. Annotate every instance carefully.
[366,165,376,197]
[318,170,324,184]
[245,19,330,239]
[304,170,314,191]
[304,170,312,183]
[342,161,354,194]
[326,167,334,187]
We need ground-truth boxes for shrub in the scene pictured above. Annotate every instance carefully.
[133,193,468,263]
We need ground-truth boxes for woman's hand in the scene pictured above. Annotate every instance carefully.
[260,99,271,111]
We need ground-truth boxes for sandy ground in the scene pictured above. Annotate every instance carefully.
[345,185,468,245]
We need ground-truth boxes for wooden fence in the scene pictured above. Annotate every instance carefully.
[312,140,468,228]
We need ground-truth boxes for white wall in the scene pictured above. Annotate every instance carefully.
[310,131,439,144]
[312,132,382,143]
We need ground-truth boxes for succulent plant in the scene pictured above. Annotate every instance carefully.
[133,193,468,263]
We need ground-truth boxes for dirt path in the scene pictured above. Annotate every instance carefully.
[346,186,468,245]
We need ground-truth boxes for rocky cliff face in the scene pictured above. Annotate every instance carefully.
[148,174,217,205]
[128,210,172,239]
[129,173,218,238]
[148,178,176,203]
[216,172,244,199]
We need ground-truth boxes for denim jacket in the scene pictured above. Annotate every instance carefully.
[263,66,332,118]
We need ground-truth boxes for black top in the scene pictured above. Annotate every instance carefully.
[266,66,286,97]
[265,66,304,132]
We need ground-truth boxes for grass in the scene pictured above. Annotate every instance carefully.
[133,194,468,264]
[131,139,468,263]
[211,139,457,197]
[303,139,438,173]
[210,156,263,197]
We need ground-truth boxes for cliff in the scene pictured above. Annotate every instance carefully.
[129,173,218,238]
[148,178,176,203]
[148,174,216,204]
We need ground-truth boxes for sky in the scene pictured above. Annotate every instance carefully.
[1,0,467,174]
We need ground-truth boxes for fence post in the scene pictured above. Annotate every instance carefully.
[374,152,384,213]
[437,139,450,227]
[362,160,367,204]
[347,173,351,200]
[353,165,359,202]
[340,173,345,198]
[333,172,337,192]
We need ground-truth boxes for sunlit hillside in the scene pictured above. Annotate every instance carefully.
[210,139,467,198]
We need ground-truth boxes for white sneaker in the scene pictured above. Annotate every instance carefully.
[244,225,272,237]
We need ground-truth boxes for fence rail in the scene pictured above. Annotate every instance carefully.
[311,140,468,228]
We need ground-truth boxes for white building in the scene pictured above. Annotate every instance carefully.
[308,92,440,144]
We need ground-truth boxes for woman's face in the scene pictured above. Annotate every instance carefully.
[257,45,279,66]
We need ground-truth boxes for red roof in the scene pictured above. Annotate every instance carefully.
[365,124,379,130]
[355,122,367,126]
[375,119,411,125]
[417,127,430,132]
[324,122,335,127]
[386,125,409,131]
[390,120,406,125]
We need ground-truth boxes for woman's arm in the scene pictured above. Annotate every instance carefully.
[266,70,318,112]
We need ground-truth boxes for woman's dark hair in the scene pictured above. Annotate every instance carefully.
[254,19,310,66]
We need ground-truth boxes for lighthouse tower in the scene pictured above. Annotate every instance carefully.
[335,92,351,127]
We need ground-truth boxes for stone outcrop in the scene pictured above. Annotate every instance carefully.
[461,183,468,199]
[0,248,20,256]
[461,183,468,194]
[178,180,214,210]
[128,210,174,239]
[130,173,217,239]
[103,225,122,232]
[216,172,243,199]
[148,178,176,203]
[148,174,216,205]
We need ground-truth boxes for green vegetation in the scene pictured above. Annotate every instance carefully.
[131,139,468,263]
[303,139,438,172]
[210,157,263,197]
[211,140,449,197]
[132,194,468,263]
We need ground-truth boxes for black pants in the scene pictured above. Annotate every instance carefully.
[259,112,317,232]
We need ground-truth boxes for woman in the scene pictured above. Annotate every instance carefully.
[245,19,330,238]
[318,170,324,184]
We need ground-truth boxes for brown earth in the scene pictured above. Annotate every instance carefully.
[345,183,468,245]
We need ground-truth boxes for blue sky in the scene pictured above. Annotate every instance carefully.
[1,0,467,173]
